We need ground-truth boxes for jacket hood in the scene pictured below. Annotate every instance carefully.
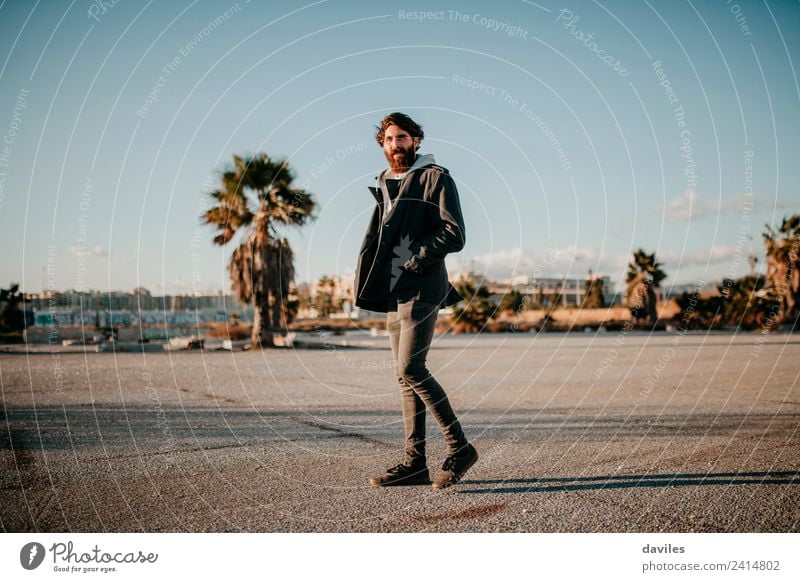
[377,153,436,215]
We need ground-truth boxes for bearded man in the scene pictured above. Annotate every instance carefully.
[354,112,478,490]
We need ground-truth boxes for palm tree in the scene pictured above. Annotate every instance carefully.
[203,154,316,347]
[0,283,25,333]
[625,249,667,325]
[719,276,780,330]
[763,214,800,325]
[314,275,339,318]
[674,290,722,330]
[450,281,498,333]
[498,289,525,314]
[582,271,605,309]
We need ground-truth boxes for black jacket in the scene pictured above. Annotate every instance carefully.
[354,161,465,313]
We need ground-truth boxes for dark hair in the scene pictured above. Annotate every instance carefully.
[374,112,424,148]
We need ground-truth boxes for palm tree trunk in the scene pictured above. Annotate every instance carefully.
[251,301,263,348]
[646,286,657,325]
[270,289,282,337]
[251,295,275,348]
[251,233,275,349]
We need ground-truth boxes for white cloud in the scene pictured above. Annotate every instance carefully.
[463,244,615,280]
[458,243,760,294]
[69,245,108,257]
[725,194,755,213]
[692,244,742,264]
[659,190,758,222]
[660,189,708,222]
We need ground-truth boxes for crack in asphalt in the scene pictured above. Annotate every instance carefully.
[289,416,394,447]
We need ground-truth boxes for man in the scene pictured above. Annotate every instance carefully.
[354,112,478,490]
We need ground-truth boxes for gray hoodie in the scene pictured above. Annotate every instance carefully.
[377,153,436,218]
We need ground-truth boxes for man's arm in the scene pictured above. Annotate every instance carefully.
[403,171,465,273]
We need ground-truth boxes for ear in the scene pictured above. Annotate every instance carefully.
[413,137,421,151]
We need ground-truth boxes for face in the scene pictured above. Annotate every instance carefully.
[382,124,419,173]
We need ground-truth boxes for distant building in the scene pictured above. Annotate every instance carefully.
[306,274,355,318]
[454,271,619,307]
[23,288,252,327]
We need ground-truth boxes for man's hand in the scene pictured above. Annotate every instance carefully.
[403,254,425,274]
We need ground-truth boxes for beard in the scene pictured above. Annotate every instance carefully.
[384,146,416,174]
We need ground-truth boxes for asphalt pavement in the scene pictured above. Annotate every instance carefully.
[1,332,798,532]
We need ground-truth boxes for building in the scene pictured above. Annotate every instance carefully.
[23,288,252,328]
[454,271,619,307]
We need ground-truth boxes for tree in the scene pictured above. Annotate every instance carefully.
[0,284,25,333]
[498,289,525,314]
[285,285,300,325]
[674,290,723,330]
[625,249,667,325]
[450,281,498,333]
[203,154,316,347]
[314,276,339,318]
[674,276,781,331]
[763,214,800,326]
[582,273,605,309]
[720,276,780,330]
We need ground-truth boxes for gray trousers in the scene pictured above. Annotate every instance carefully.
[387,299,468,466]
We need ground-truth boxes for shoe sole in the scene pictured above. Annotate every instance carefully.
[370,480,431,487]
[369,473,431,487]
[432,450,479,490]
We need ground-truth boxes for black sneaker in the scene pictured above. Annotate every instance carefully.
[369,463,430,487]
[432,444,478,489]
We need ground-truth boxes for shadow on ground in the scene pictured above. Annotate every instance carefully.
[459,471,800,494]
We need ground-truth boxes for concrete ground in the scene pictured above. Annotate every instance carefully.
[1,332,798,532]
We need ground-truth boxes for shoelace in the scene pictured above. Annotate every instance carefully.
[441,456,457,472]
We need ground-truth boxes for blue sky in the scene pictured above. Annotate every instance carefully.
[1,0,798,295]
